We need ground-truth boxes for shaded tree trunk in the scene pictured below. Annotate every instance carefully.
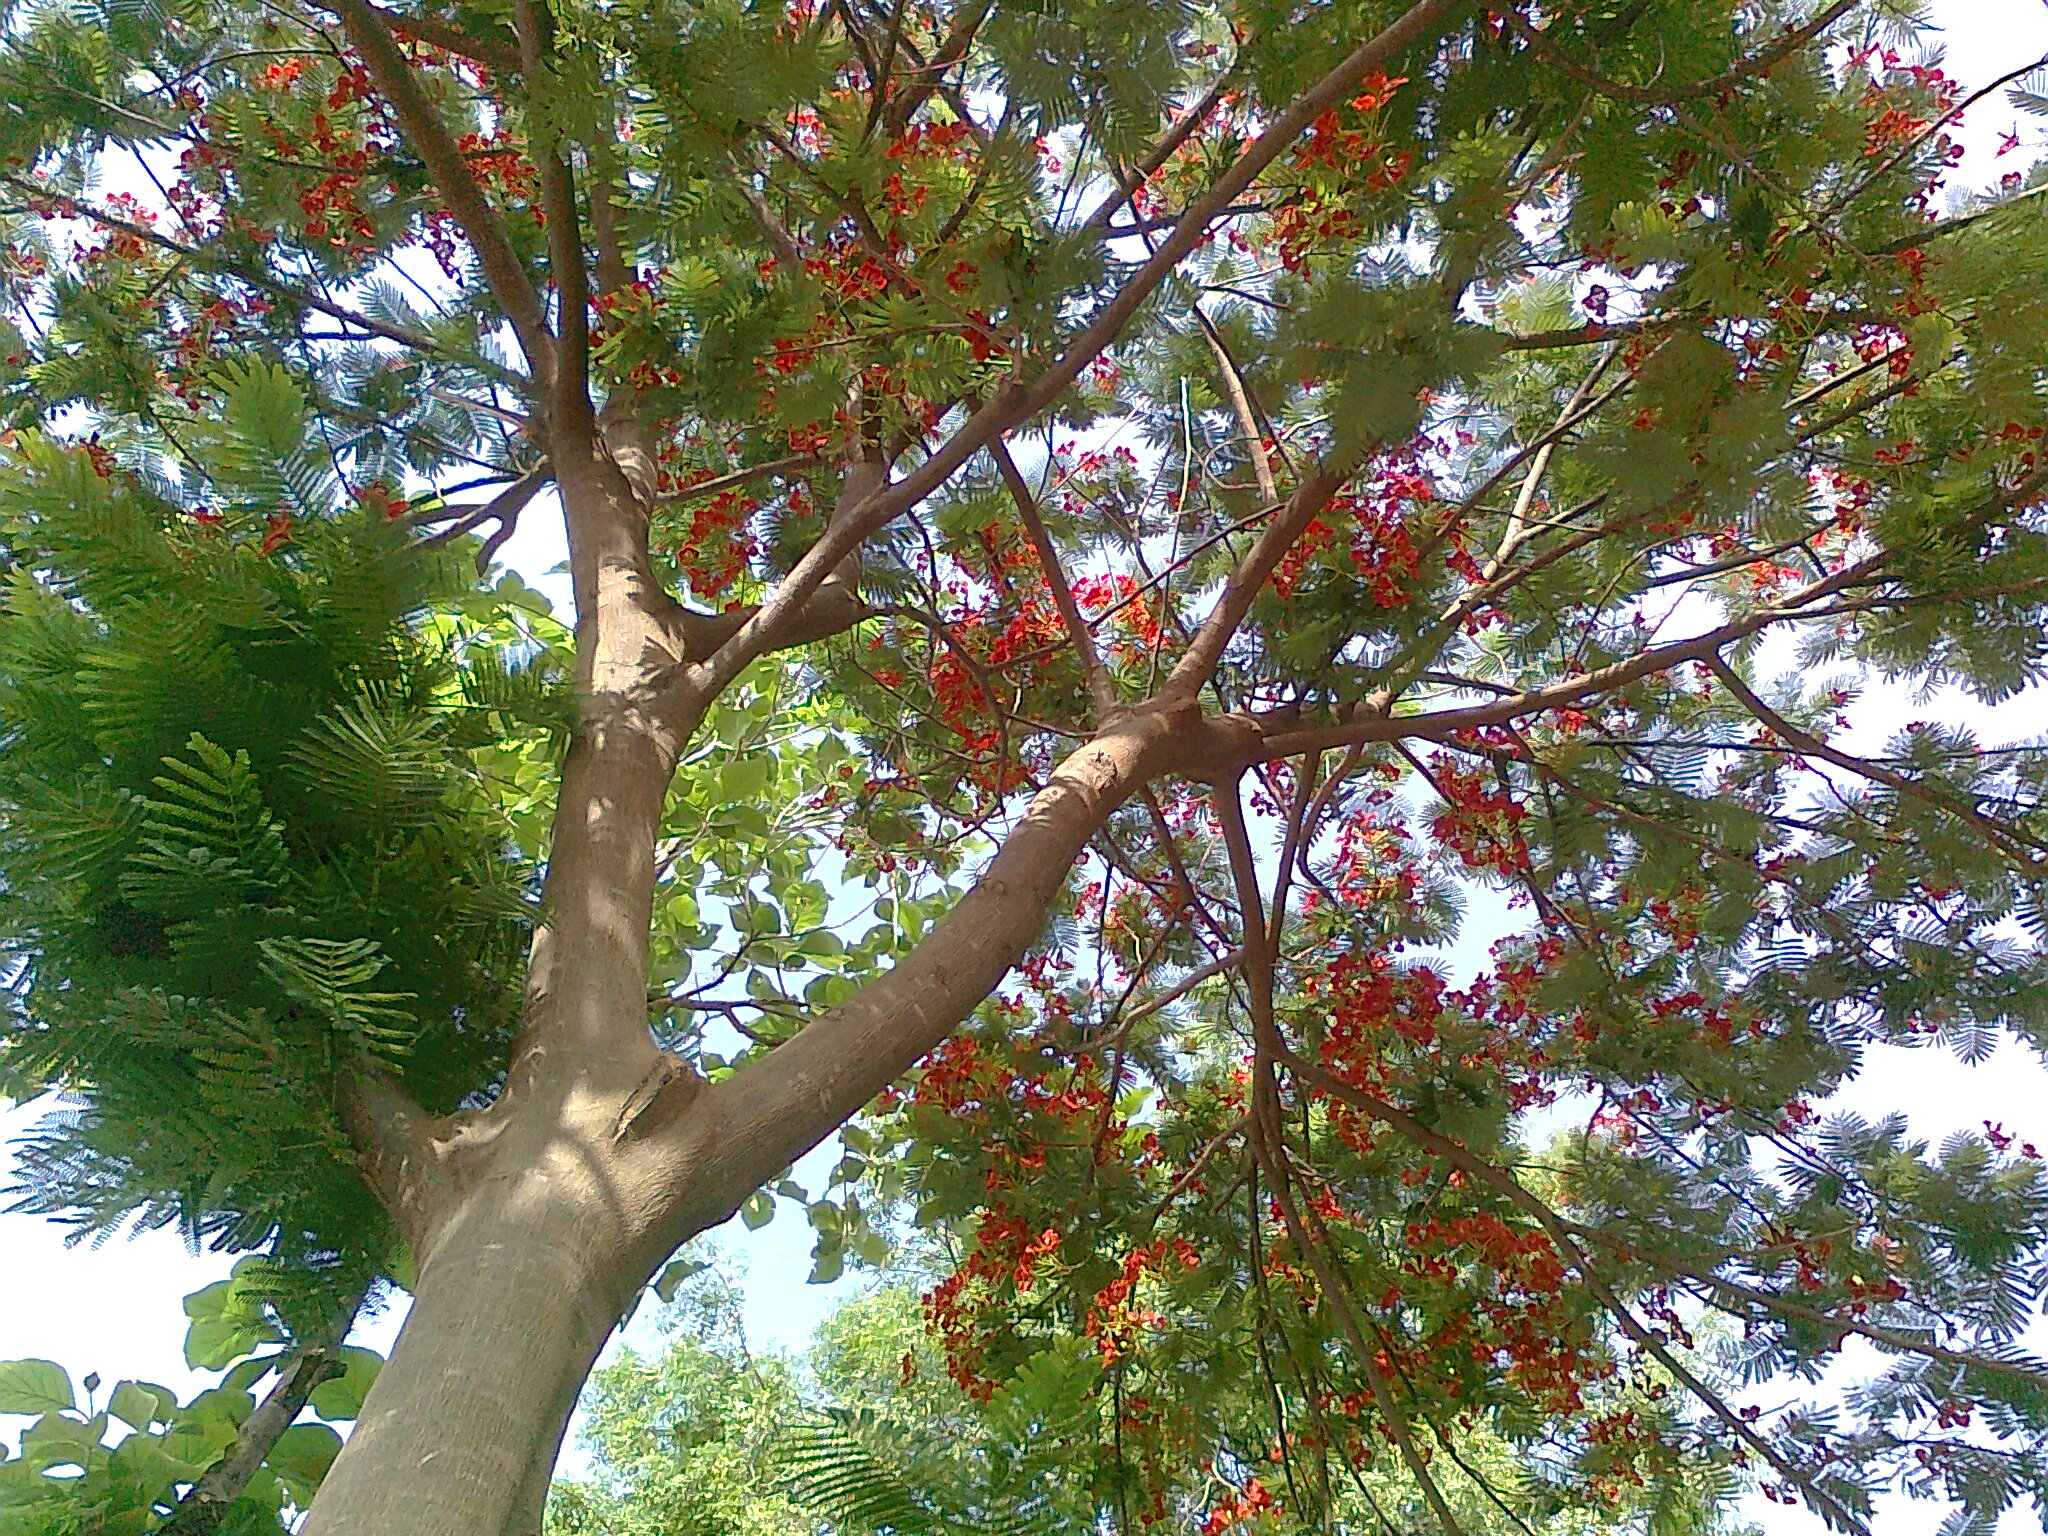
[298,1167,643,1536]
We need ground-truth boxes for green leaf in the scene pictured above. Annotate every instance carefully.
[265,1421,342,1502]
[257,935,420,1063]
[307,1348,383,1422]
[19,1409,106,1472]
[651,1258,711,1303]
[0,1361,73,1416]
[121,733,291,915]
[184,1320,264,1373]
[181,1275,283,1371]
[780,1408,948,1536]
[741,1190,775,1230]
[720,754,774,801]
[107,1380,178,1431]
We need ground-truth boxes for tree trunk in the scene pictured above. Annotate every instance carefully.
[304,442,728,1536]
[298,1154,650,1536]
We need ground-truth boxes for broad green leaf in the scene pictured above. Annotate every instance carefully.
[0,1362,73,1416]
[265,1421,342,1502]
[307,1347,384,1422]
[651,1258,711,1303]
[107,1380,178,1431]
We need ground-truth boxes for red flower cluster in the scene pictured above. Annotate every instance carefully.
[1427,762,1531,875]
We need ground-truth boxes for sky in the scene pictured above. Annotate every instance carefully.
[5,0,2048,1524]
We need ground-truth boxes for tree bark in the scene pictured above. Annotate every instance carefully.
[297,1140,660,1536]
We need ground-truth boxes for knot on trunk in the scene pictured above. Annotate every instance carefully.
[610,1051,705,1144]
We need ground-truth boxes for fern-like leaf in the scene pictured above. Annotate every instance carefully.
[285,694,454,831]
[120,734,290,917]
[256,935,420,1064]
[211,358,338,518]
[260,933,419,1064]
[781,1410,959,1536]
[1,777,145,896]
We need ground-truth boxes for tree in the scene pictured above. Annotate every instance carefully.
[4,0,2048,1532]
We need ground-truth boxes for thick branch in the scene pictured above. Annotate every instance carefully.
[370,4,521,69]
[1160,464,1354,701]
[679,701,1206,1214]
[335,1069,449,1253]
[672,585,873,663]
[878,0,995,138]
[330,0,555,384]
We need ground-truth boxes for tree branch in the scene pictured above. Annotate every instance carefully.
[1077,63,1243,242]
[689,0,1467,695]
[414,461,552,572]
[1651,1260,2048,1386]
[1259,1139,1466,1536]
[1243,548,1891,766]
[679,699,1207,1218]
[1499,1,1857,107]
[369,4,521,70]
[0,173,448,357]
[1196,307,1282,507]
[158,1292,362,1535]
[878,0,995,139]
[1706,655,2046,862]
[657,455,822,508]
[512,0,593,441]
[992,437,1115,717]
[1160,463,1355,702]
[329,0,555,385]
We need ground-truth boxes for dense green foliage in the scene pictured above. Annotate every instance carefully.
[4,0,2048,1532]
[0,364,557,1290]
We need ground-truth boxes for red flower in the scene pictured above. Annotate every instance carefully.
[261,510,294,555]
